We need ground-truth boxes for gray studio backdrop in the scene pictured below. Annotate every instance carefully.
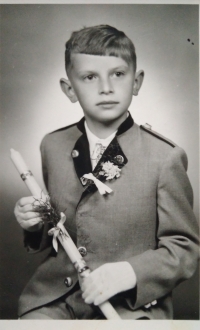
[0,4,199,319]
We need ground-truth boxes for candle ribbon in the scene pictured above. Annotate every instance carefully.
[83,173,113,195]
[48,212,67,252]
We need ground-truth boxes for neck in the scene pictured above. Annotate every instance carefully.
[85,112,128,139]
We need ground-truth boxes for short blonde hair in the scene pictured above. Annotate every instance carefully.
[65,24,137,73]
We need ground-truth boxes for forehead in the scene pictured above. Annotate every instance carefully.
[70,54,132,73]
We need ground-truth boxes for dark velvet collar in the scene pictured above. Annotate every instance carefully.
[76,112,134,136]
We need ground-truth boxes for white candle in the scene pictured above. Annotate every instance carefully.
[58,222,82,263]
[10,148,43,197]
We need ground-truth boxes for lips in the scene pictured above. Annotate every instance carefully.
[96,101,119,106]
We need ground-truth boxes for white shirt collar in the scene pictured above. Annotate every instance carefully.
[84,120,117,156]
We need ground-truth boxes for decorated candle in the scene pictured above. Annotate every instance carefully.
[10,148,121,320]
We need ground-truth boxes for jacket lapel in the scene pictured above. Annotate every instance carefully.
[72,113,134,194]
[93,137,128,178]
[72,134,92,180]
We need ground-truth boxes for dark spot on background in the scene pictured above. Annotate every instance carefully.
[187,39,194,45]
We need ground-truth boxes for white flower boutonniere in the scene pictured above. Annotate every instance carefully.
[99,161,121,180]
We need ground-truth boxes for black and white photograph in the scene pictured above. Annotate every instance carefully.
[0,1,199,328]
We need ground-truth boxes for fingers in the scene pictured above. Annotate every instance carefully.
[21,218,43,232]
[81,268,110,306]
[82,283,98,304]
[14,196,44,232]
[20,211,41,221]
[14,200,40,221]
[82,281,108,305]
[81,273,98,304]
[19,218,44,232]
[17,196,37,207]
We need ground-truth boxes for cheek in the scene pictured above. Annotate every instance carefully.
[73,85,87,102]
[117,82,133,101]
[76,89,94,109]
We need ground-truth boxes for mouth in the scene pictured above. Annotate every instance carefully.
[96,101,119,106]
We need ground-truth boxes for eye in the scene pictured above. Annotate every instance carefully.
[84,74,96,81]
[114,71,125,78]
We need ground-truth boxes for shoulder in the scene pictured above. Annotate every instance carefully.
[49,121,78,134]
[41,121,80,148]
[139,123,188,170]
[49,121,79,139]
[134,122,188,169]
[139,123,177,148]
[40,121,83,158]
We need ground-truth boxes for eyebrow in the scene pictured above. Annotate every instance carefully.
[110,65,129,71]
[76,65,129,75]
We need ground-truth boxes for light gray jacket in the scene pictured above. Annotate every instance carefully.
[18,114,199,319]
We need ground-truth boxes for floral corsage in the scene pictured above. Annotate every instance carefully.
[99,161,121,180]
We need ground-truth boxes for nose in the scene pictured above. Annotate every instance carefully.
[99,76,114,95]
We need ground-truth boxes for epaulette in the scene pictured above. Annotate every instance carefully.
[140,123,176,148]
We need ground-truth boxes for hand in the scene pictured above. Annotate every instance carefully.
[14,196,44,232]
[81,261,137,306]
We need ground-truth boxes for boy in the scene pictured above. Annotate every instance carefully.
[14,25,199,320]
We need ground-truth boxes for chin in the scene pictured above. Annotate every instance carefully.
[98,110,127,121]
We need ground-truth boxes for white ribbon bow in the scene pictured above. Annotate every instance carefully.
[83,173,113,195]
[48,212,67,252]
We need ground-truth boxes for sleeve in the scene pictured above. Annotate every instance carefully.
[40,135,49,191]
[23,135,52,253]
[126,146,199,309]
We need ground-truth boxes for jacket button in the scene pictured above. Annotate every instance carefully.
[80,176,88,186]
[78,246,87,257]
[64,277,73,287]
[114,155,124,164]
[71,149,79,158]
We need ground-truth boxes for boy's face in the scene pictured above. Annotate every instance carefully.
[62,54,143,125]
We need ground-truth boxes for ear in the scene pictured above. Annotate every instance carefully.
[60,78,78,103]
[133,70,145,96]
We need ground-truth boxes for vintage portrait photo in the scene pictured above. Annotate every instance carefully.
[0,1,199,328]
